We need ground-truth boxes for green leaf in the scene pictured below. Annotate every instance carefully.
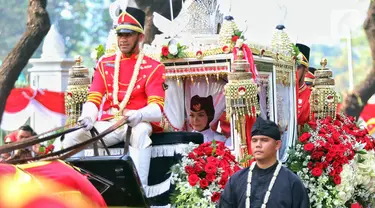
[357,150,367,155]
[289,161,302,172]
[234,30,242,37]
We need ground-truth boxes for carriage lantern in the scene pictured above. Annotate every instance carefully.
[65,56,91,127]
[310,58,338,120]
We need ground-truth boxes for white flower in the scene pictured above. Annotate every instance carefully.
[91,50,98,60]
[168,44,178,55]
[235,39,244,48]
[353,142,366,151]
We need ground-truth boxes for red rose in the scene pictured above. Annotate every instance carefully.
[198,158,206,164]
[314,162,324,169]
[232,35,239,42]
[225,152,235,161]
[221,171,229,181]
[311,167,323,177]
[307,162,313,170]
[299,133,311,143]
[193,148,204,156]
[185,165,195,175]
[326,154,334,162]
[335,166,343,174]
[326,137,335,145]
[311,151,324,160]
[162,46,169,57]
[188,152,196,160]
[207,156,219,165]
[329,169,336,177]
[316,140,325,147]
[222,45,230,53]
[219,178,228,188]
[205,163,217,174]
[217,141,226,148]
[211,192,221,202]
[333,120,342,126]
[188,174,200,186]
[332,132,341,141]
[216,148,225,156]
[219,160,230,168]
[204,146,214,156]
[199,178,209,189]
[206,174,216,182]
[308,121,318,130]
[196,50,203,58]
[303,143,315,152]
[194,163,204,173]
[319,128,327,134]
[326,116,333,122]
[327,151,336,158]
[333,175,341,185]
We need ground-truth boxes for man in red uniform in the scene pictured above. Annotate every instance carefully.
[62,7,166,188]
[295,43,311,125]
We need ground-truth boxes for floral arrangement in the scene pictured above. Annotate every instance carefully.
[170,141,241,208]
[38,143,55,155]
[287,113,375,207]
[161,39,187,60]
[231,30,243,44]
[90,44,105,61]
[291,44,302,65]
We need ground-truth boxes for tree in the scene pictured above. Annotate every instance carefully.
[341,1,375,119]
[0,0,50,125]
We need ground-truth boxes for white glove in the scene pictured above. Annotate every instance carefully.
[124,103,162,127]
[125,110,142,127]
[78,102,99,131]
[78,117,94,131]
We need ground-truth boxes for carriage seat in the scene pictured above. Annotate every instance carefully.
[83,131,203,157]
[70,132,204,207]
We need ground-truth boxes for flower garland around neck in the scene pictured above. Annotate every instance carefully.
[245,161,282,208]
[113,50,144,115]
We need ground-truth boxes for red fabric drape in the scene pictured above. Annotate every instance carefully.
[4,87,65,114]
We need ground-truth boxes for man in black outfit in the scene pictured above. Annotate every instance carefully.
[219,117,310,208]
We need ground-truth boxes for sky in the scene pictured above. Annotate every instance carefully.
[218,0,370,46]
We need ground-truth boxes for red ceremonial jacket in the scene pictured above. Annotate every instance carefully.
[87,53,166,122]
[297,83,311,125]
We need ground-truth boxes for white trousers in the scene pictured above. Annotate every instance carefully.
[62,119,152,149]
[62,119,153,187]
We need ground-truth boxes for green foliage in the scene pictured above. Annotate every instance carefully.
[310,27,371,96]
[291,43,301,57]
[95,44,105,60]
[0,0,112,70]
[161,43,188,60]
[234,30,242,37]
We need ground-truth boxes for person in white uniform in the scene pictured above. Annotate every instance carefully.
[189,95,231,146]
